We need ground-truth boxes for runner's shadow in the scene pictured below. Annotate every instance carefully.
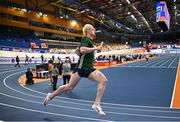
[62,91,80,99]
[43,118,54,121]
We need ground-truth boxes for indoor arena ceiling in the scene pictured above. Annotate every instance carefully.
[46,0,180,34]
[1,0,180,35]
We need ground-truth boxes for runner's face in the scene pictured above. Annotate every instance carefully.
[87,28,96,39]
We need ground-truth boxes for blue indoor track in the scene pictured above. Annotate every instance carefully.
[1,55,180,121]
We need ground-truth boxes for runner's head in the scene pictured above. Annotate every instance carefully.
[83,24,96,39]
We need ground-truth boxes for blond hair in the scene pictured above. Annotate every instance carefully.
[83,24,95,35]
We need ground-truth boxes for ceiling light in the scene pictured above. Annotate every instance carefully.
[130,15,135,18]
[71,20,77,26]
[80,10,85,13]
[96,30,101,33]
[59,16,63,19]
[17,7,21,10]
[126,0,131,4]
[22,9,27,12]
[86,9,90,12]
[39,12,43,16]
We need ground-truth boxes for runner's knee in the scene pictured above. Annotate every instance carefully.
[100,79,107,86]
[67,84,75,91]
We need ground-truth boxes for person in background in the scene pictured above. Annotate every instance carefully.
[57,58,63,76]
[145,54,149,61]
[48,60,54,86]
[108,55,111,66]
[58,57,61,63]
[52,55,55,63]
[25,55,29,65]
[31,56,35,64]
[116,55,119,64]
[15,56,20,67]
[72,56,75,63]
[41,55,44,63]
[68,57,71,64]
[51,63,59,90]
[26,68,34,84]
[62,58,71,85]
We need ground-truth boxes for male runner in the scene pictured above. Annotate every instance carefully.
[43,24,108,115]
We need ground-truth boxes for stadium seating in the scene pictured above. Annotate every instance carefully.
[0,32,42,48]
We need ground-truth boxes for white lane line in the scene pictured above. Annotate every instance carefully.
[0,69,25,75]
[1,67,180,118]
[0,64,35,70]
[4,70,175,111]
[158,58,175,67]
[151,58,171,66]
[0,66,35,75]
[168,57,178,68]
[1,101,180,120]
[2,86,180,120]
[139,57,169,66]
[7,72,180,120]
[0,102,109,121]
[2,69,173,113]
[120,58,159,67]
[1,92,180,114]
[12,69,173,109]
[3,68,176,111]
[7,78,178,113]
[0,67,16,71]
[124,60,150,67]
[0,65,34,71]
[136,59,162,67]
[22,81,172,109]
[0,66,13,68]
[0,92,111,121]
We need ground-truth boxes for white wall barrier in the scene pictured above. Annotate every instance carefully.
[95,48,147,56]
[1,48,179,64]
[0,48,148,64]
[0,57,43,64]
[0,50,79,64]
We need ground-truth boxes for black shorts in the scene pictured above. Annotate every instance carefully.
[73,68,96,78]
